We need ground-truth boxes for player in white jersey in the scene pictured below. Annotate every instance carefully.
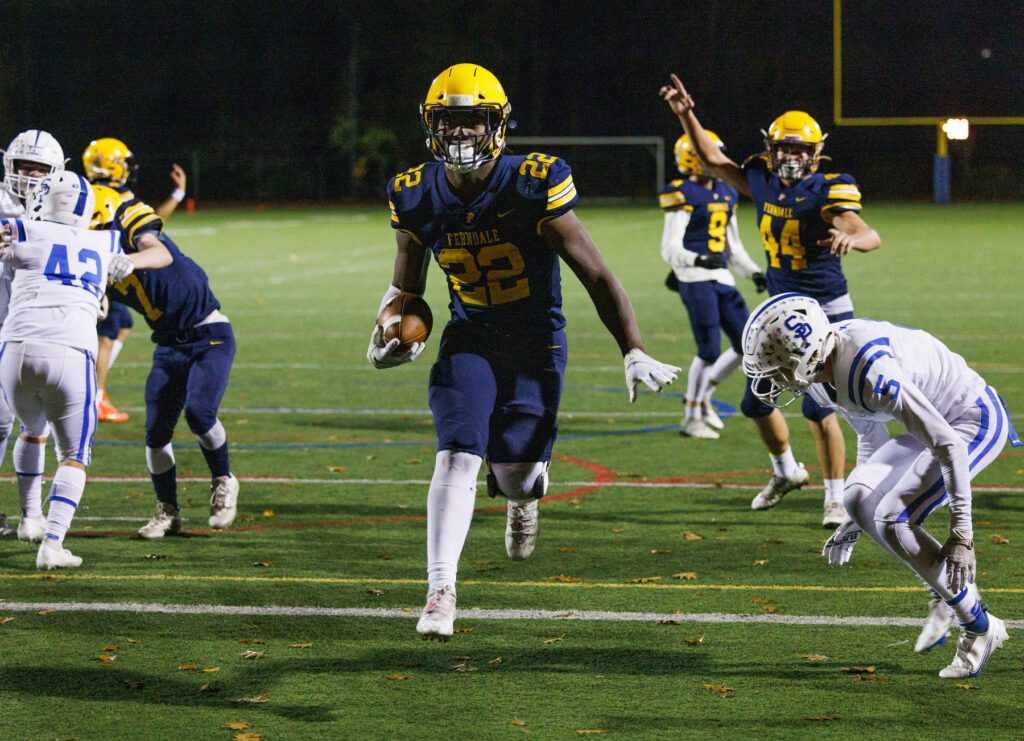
[0,130,66,541]
[742,293,1019,679]
[0,172,170,568]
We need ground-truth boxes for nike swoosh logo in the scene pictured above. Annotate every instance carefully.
[498,209,515,218]
[210,341,223,346]
[547,345,562,349]
[795,197,809,202]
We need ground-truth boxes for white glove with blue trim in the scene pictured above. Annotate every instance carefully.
[822,518,862,566]
[107,254,135,283]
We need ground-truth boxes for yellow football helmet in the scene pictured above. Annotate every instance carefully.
[421,63,510,174]
[674,131,723,177]
[90,183,120,229]
[763,111,827,180]
[82,137,137,187]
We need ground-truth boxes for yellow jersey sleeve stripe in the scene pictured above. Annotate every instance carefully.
[120,203,153,223]
[547,184,577,211]
[547,175,574,202]
[828,186,861,198]
[659,193,687,207]
[820,202,862,216]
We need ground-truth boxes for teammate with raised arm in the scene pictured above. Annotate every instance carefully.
[659,133,766,440]
[0,130,67,541]
[661,73,881,526]
[743,293,1018,678]
[0,172,169,568]
[368,63,680,639]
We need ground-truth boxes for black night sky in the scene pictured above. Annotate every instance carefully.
[3,1,1021,201]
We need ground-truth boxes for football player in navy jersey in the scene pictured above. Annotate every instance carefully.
[83,137,189,423]
[661,73,880,527]
[659,133,766,440]
[91,186,239,539]
[368,63,680,639]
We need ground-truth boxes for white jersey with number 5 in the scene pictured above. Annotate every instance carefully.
[0,218,121,354]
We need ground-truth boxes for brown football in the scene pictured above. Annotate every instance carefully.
[378,292,433,346]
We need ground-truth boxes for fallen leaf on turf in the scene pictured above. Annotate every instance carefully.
[801,654,829,662]
[386,674,409,681]
[650,548,671,554]
[240,650,265,660]
[95,654,116,663]
[555,611,574,618]
[453,627,473,634]
[225,723,251,731]
[253,561,274,568]
[656,620,683,626]
[102,645,119,651]
[233,692,270,705]
[123,680,145,690]
[401,607,415,613]
[684,634,705,646]
[575,731,609,736]
[751,598,770,605]
[955,684,977,690]
[35,610,54,616]
[365,455,375,461]
[452,663,476,673]
[489,657,503,665]
[761,605,778,614]
[852,674,888,682]
[611,528,625,534]
[993,534,1010,544]
[289,643,313,649]
[234,734,263,741]
[682,531,704,541]
[144,554,170,560]
[201,667,220,673]
[569,497,582,507]
[542,637,564,645]
[753,560,769,566]
[842,666,876,674]
[261,509,275,517]
[807,715,838,721]
[178,664,198,671]
[198,683,218,693]
[547,574,580,583]
[672,571,698,580]
[558,547,577,553]
[510,719,525,726]
[237,639,266,645]
[125,489,142,499]
[367,589,385,596]
[703,683,735,698]
[327,466,347,473]
[405,458,422,465]
[631,576,661,583]
[377,554,392,560]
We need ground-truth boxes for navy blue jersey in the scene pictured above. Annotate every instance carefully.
[658,178,739,256]
[742,155,862,302]
[388,153,578,332]
[108,232,221,346]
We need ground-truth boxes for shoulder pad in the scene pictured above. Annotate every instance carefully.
[516,153,577,213]
[817,172,862,213]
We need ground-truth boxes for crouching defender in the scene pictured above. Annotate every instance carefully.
[0,173,169,567]
[367,63,679,639]
[742,293,1019,678]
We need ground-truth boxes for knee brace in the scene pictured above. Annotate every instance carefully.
[487,461,548,502]
[195,420,227,450]
[146,444,176,476]
[431,450,482,491]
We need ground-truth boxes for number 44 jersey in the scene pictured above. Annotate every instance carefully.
[388,153,578,333]
[0,218,121,354]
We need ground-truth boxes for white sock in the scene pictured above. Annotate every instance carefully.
[770,448,799,479]
[426,451,481,591]
[685,357,710,418]
[823,479,845,505]
[705,347,741,387]
[44,466,87,543]
[108,339,124,369]
[14,437,45,518]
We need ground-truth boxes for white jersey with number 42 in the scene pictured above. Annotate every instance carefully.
[0,218,122,354]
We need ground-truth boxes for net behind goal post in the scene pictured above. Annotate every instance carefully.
[507,136,666,202]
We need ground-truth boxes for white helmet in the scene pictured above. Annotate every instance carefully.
[741,293,836,407]
[26,172,96,229]
[2,130,66,200]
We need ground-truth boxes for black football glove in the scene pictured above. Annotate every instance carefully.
[694,254,727,270]
[752,272,767,293]
[664,271,680,292]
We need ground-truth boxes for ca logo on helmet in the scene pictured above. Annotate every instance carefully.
[784,314,813,348]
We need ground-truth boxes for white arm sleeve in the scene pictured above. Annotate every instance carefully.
[848,416,891,465]
[376,284,403,317]
[724,213,761,279]
[659,210,695,272]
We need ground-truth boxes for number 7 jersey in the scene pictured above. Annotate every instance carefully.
[388,153,578,332]
[0,218,121,354]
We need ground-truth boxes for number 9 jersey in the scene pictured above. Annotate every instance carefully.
[387,152,578,333]
[741,155,863,303]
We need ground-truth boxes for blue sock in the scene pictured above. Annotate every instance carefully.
[151,466,178,508]
[962,602,989,634]
[200,443,230,479]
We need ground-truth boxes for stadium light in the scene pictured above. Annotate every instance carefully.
[941,118,970,140]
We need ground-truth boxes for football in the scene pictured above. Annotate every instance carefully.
[378,291,433,346]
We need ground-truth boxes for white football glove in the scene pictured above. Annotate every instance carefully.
[366,323,425,370]
[939,529,975,593]
[107,254,135,283]
[623,349,681,403]
[822,518,862,566]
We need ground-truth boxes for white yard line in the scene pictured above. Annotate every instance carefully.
[0,600,1020,629]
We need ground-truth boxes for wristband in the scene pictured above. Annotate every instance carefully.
[170,188,185,203]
